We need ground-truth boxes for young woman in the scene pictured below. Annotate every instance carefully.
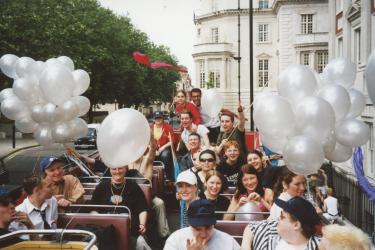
[217,141,245,186]
[223,164,270,220]
[199,170,230,220]
[268,167,306,220]
[192,149,218,192]
[174,90,201,125]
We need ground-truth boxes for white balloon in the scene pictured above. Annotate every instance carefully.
[335,119,370,147]
[34,61,45,77]
[15,115,38,133]
[201,88,223,118]
[346,88,366,119]
[325,142,353,163]
[260,133,288,154]
[323,57,356,89]
[366,50,375,105]
[72,96,90,117]
[278,64,317,104]
[15,57,37,78]
[58,99,79,121]
[52,122,74,143]
[13,77,40,103]
[68,118,88,139]
[31,104,46,123]
[57,56,74,71]
[42,103,63,124]
[322,131,336,155]
[235,202,264,221]
[45,58,63,67]
[72,69,90,96]
[0,96,29,120]
[283,135,324,175]
[0,88,15,103]
[34,125,55,147]
[318,84,350,121]
[0,54,19,78]
[294,96,335,142]
[39,64,74,105]
[254,95,295,137]
[97,108,150,168]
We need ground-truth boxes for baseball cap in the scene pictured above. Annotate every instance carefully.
[275,196,321,228]
[153,111,164,119]
[40,156,63,172]
[188,199,216,227]
[176,170,197,186]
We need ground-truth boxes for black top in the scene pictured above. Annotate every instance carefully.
[0,228,22,248]
[217,157,246,186]
[90,180,148,236]
[179,152,194,172]
[199,192,230,220]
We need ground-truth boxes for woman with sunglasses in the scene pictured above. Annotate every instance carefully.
[223,164,270,220]
[199,170,230,220]
[189,149,218,192]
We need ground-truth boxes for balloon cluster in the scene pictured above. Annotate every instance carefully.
[254,58,370,175]
[0,54,91,147]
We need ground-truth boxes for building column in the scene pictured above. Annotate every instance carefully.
[204,58,209,88]
[221,57,226,90]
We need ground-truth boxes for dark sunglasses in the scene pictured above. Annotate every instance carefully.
[199,158,215,163]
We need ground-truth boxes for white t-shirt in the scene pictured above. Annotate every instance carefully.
[164,227,240,250]
[275,238,309,250]
[181,125,209,145]
[324,196,338,215]
[268,192,292,220]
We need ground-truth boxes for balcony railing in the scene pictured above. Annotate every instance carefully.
[193,42,233,56]
[294,32,329,46]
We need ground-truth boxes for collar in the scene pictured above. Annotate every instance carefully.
[24,197,50,214]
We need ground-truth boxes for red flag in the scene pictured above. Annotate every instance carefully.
[132,51,151,66]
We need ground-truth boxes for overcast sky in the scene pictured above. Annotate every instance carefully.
[98,0,200,78]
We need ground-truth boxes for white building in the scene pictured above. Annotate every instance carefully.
[328,0,375,179]
[193,0,329,113]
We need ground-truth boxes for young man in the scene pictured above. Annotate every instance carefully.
[180,111,210,150]
[40,156,85,208]
[216,103,247,159]
[241,196,321,250]
[179,133,202,172]
[16,175,58,230]
[190,88,221,143]
[164,199,240,249]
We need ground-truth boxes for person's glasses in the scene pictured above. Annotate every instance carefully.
[199,158,215,163]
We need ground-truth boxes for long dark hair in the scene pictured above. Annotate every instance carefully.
[273,167,297,199]
[235,164,264,200]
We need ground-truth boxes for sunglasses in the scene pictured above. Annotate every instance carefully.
[199,158,215,163]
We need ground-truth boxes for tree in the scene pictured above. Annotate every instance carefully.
[0,0,181,120]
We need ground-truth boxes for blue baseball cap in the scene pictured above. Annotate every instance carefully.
[39,156,63,172]
[275,196,321,228]
[188,199,216,227]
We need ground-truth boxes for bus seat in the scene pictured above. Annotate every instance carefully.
[215,220,248,245]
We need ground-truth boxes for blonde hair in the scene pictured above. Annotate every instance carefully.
[321,224,371,250]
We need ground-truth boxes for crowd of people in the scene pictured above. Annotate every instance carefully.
[0,87,372,250]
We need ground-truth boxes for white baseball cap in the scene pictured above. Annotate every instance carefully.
[176,170,197,186]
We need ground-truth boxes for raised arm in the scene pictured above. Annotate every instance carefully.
[237,102,245,132]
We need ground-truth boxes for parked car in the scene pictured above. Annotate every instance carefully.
[74,123,100,150]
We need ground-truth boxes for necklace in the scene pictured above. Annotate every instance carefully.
[110,180,126,205]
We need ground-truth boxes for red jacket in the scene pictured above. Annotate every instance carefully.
[151,123,175,148]
[175,102,201,125]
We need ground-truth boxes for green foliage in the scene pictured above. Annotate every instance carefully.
[0,0,181,109]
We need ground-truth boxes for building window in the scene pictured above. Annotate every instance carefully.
[301,14,313,34]
[301,52,310,66]
[211,27,219,43]
[354,27,361,64]
[258,59,269,87]
[258,24,269,42]
[197,28,201,37]
[337,37,343,57]
[199,60,205,88]
[372,0,375,14]
[336,0,343,14]
[316,51,328,73]
[208,59,221,88]
[259,0,268,9]
[365,122,374,175]
[336,12,343,34]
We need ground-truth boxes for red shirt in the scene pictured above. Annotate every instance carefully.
[151,123,175,148]
[175,102,201,125]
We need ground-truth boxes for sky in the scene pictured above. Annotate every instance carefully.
[98,0,200,77]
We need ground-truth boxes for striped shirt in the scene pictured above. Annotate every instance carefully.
[250,220,320,250]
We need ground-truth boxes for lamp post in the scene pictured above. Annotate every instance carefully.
[249,0,254,131]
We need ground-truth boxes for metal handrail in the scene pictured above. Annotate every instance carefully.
[215,211,270,215]
[68,204,131,219]
[0,229,97,250]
